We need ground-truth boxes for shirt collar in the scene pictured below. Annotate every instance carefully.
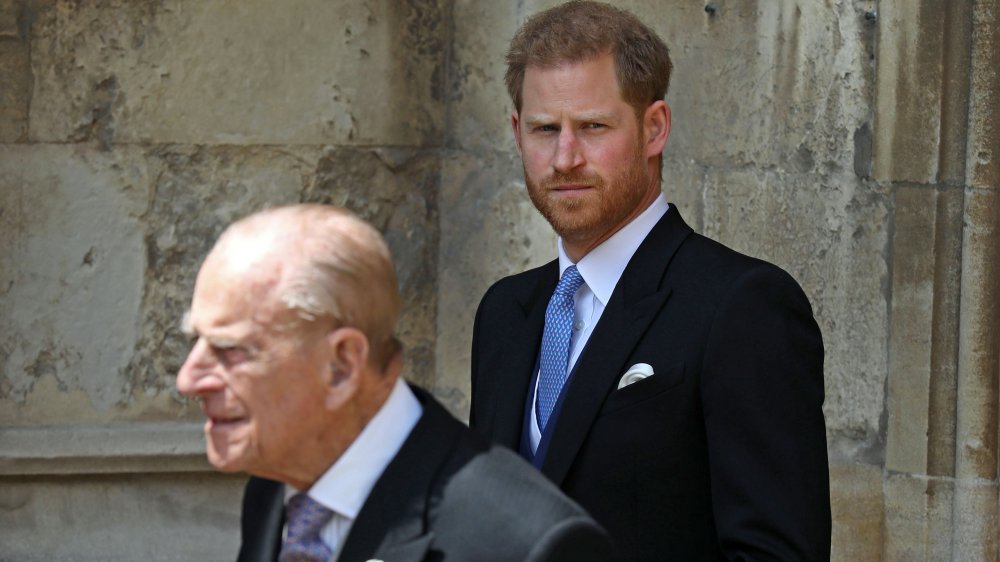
[558,193,669,305]
[285,377,423,519]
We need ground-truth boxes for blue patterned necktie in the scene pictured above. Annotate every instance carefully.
[537,265,585,431]
[280,493,334,562]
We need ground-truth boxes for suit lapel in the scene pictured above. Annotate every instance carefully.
[335,387,459,562]
[540,208,694,486]
[236,477,285,562]
[487,260,559,450]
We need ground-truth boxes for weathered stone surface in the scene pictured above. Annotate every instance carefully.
[0,422,208,475]
[0,0,18,38]
[0,0,29,142]
[0,145,149,424]
[829,463,883,562]
[301,147,440,390]
[955,189,1000,480]
[0,144,439,425]
[29,0,446,146]
[0,472,243,561]
[952,478,1000,561]
[446,2,518,153]
[967,0,999,189]
[435,150,555,418]
[885,186,966,477]
[883,473,956,561]
[873,0,951,184]
[699,167,890,457]
[660,157,707,232]
[925,189,964,477]
[665,0,874,175]
[886,187,936,474]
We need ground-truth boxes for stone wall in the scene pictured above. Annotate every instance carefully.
[1,0,997,560]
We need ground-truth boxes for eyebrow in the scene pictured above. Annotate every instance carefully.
[522,111,618,127]
[180,312,257,351]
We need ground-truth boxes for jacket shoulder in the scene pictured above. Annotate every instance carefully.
[676,232,811,298]
[431,430,617,561]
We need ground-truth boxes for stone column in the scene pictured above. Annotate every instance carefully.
[879,0,1000,559]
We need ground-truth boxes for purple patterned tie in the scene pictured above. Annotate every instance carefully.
[279,493,334,562]
[537,265,585,431]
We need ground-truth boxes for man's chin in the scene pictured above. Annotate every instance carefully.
[205,440,251,473]
[545,214,602,243]
[206,450,247,473]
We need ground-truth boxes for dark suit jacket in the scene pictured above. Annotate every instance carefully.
[236,386,618,562]
[470,207,831,561]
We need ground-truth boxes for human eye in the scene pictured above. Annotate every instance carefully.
[212,344,252,367]
[532,123,558,133]
[583,122,606,130]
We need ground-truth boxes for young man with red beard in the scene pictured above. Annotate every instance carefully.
[470,2,832,560]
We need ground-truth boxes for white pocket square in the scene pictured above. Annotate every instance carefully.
[617,363,654,389]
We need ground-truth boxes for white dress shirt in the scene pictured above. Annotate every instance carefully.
[284,377,423,556]
[529,194,669,451]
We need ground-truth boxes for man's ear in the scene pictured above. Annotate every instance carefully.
[322,327,370,411]
[643,100,671,158]
[511,110,523,155]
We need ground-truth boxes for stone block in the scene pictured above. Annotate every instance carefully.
[935,1,975,185]
[700,168,890,457]
[0,0,18,38]
[885,187,934,473]
[446,2,520,154]
[926,189,964,477]
[435,150,555,419]
[28,0,446,146]
[0,422,208,475]
[661,0,873,175]
[952,478,1000,561]
[0,32,29,142]
[955,188,1000,480]
[885,186,964,476]
[883,472,956,561]
[0,145,150,424]
[967,1,999,189]
[829,463,883,562]
[0,472,244,561]
[873,1,982,185]
[873,0,946,184]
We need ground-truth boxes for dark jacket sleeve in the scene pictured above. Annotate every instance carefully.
[701,264,831,561]
[469,281,497,428]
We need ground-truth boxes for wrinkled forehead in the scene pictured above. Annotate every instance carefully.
[185,246,288,330]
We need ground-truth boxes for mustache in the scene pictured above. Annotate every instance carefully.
[539,172,606,189]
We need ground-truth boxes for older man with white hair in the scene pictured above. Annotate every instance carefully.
[176,204,616,562]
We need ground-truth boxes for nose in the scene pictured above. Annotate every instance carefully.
[176,338,225,397]
[553,128,584,173]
